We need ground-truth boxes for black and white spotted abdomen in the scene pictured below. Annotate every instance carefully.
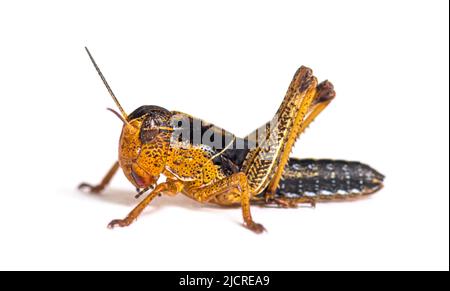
[275,158,384,200]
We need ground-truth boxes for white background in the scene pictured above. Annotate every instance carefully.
[0,1,448,271]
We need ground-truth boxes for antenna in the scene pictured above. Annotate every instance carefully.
[85,47,128,120]
[107,108,128,124]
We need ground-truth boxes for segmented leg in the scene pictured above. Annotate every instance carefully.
[242,67,318,197]
[187,172,265,234]
[78,161,120,194]
[108,180,184,228]
[267,197,316,208]
[265,81,336,199]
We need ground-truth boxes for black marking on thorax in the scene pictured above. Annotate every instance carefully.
[171,113,251,176]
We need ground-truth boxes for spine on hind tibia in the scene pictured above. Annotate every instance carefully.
[275,158,384,202]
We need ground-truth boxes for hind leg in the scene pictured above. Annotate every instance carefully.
[265,196,316,208]
[265,81,336,200]
[242,67,318,196]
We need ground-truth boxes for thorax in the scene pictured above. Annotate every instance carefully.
[164,142,225,188]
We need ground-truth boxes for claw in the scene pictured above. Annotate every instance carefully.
[78,183,104,194]
[107,219,130,229]
[274,198,298,208]
[245,222,266,234]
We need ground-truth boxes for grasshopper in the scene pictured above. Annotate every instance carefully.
[79,48,384,233]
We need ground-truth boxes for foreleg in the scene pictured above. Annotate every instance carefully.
[78,161,120,194]
[108,180,184,228]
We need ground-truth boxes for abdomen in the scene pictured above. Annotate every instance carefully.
[275,158,384,201]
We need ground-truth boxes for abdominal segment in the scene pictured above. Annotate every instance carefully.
[274,158,385,201]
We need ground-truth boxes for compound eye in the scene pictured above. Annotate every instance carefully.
[140,119,160,143]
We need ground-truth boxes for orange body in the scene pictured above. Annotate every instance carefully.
[79,48,384,233]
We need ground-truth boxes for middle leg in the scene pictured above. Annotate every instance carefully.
[187,172,265,233]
